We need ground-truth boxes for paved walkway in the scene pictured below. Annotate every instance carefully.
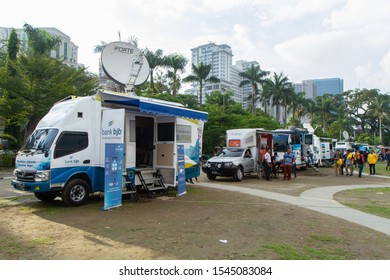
[197,180,390,236]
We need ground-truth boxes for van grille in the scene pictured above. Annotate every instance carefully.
[14,169,36,182]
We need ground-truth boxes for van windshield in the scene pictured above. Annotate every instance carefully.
[22,129,59,154]
[217,148,244,157]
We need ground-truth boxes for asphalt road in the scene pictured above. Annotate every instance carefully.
[0,177,28,198]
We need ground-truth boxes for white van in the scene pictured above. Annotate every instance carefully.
[202,128,272,181]
[11,90,207,206]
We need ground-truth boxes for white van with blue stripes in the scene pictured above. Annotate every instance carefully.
[11,90,207,206]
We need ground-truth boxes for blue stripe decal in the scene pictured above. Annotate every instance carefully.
[51,166,105,192]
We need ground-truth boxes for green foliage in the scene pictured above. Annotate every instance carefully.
[201,90,279,154]
[183,62,220,106]
[0,24,99,147]
[0,151,14,167]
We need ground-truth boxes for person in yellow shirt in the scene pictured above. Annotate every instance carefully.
[368,150,378,175]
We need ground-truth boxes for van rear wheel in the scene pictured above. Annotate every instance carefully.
[62,179,89,206]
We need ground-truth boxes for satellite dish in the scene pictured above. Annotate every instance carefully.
[343,131,349,140]
[101,41,150,89]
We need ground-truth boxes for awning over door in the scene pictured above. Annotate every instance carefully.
[98,90,208,122]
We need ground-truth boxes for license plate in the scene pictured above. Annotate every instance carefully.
[211,171,218,175]
[14,183,25,191]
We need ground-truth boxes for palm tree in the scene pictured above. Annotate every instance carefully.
[370,94,389,144]
[288,91,308,126]
[183,62,220,107]
[144,48,164,94]
[263,72,291,123]
[164,54,188,96]
[238,64,269,114]
[314,94,335,133]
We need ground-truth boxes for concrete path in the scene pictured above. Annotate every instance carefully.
[197,181,390,236]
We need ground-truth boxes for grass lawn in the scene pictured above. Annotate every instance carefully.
[334,187,390,219]
[373,161,389,176]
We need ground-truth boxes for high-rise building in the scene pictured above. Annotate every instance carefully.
[189,42,245,104]
[189,43,265,108]
[293,78,344,99]
[0,27,84,69]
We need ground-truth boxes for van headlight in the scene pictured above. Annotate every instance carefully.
[223,162,233,167]
[35,170,50,182]
[206,162,211,168]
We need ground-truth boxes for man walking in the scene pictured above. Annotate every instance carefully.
[368,149,378,175]
[283,148,295,180]
[345,150,354,176]
[333,150,342,176]
[263,148,272,181]
[355,150,365,178]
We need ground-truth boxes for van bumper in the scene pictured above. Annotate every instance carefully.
[202,165,238,177]
[11,180,51,192]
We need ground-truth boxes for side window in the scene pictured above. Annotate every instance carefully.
[54,132,88,159]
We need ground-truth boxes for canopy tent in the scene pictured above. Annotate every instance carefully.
[97,90,208,122]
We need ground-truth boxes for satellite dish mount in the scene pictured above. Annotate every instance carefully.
[101,42,150,94]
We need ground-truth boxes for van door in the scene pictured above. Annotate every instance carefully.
[124,113,136,171]
[155,116,176,186]
[135,116,154,169]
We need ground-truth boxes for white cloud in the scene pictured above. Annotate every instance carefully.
[2,0,390,93]
[258,0,341,26]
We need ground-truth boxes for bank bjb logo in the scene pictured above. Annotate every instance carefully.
[102,120,122,137]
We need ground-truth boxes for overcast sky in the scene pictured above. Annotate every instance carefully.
[3,0,390,93]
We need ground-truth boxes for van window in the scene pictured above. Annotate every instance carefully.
[54,132,88,158]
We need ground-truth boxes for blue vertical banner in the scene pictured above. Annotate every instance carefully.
[103,143,124,210]
[177,144,186,196]
[102,109,125,211]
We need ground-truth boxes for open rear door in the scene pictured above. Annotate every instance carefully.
[155,116,176,186]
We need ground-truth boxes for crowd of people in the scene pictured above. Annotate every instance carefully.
[332,149,386,177]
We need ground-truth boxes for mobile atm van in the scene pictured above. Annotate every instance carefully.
[11,90,207,206]
[11,41,208,206]
[312,136,337,166]
[272,127,313,169]
[202,128,272,181]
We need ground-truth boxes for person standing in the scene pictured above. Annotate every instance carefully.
[367,149,378,175]
[385,150,390,171]
[345,150,354,176]
[263,148,272,181]
[333,150,342,176]
[283,148,295,180]
[355,150,365,178]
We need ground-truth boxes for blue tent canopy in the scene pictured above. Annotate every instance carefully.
[98,90,208,122]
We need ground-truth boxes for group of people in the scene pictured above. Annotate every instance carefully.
[263,148,296,181]
[333,149,379,177]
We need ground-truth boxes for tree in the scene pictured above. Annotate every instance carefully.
[288,91,308,126]
[238,64,269,114]
[369,93,389,144]
[23,23,61,55]
[164,53,188,96]
[263,72,291,123]
[183,62,220,107]
[144,48,164,94]
[0,25,99,144]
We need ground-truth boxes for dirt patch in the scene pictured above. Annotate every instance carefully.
[0,167,389,260]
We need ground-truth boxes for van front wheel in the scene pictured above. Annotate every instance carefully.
[62,179,89,206]
[234,166,244,181]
